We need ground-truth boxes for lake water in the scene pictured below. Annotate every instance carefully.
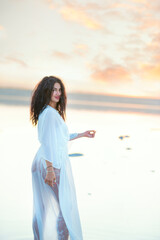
[0,102,160,240]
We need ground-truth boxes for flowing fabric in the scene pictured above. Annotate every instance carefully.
[31,105,83,240]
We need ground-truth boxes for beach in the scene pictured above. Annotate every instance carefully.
[0,95,160,240]
[1,0,160,238]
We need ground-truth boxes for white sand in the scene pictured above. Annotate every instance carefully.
[0,104,160,240]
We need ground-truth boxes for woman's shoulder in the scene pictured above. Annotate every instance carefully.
[46,105,59,115]
[39,105,59,120]
[45,106,65,126]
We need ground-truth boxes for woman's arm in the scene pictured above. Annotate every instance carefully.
[69,130,96,141]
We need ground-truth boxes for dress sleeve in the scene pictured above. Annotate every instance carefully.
[40,109,59,165]
[69,133,78,140]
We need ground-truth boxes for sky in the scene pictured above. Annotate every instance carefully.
[0,0,160,97]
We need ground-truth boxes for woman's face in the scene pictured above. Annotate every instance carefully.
[50,82,62,104]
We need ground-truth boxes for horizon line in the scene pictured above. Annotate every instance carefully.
[0,87,160,115]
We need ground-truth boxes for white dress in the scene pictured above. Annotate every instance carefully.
[31,105,83,240]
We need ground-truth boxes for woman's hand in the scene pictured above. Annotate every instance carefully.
[83,130,96,138]
[70,130,96,140]
[45,170,56,187]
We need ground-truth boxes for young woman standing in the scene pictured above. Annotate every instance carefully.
[30,76,96,240]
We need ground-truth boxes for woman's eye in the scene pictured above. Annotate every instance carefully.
[52,89,61,93]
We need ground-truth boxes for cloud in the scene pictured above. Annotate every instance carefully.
[137,17,160,31]
[73,44,89,56]
[140,64,160,81]
[126,2,160,31]
[56,0,104,12]
[52,51,71,59]
[83,2,104,11]
[59,6,102,30]
[128,0,151,7]
[153,55,160,63]
[91,65,132,84]
[109,1,150,13]
[4,57,28,68]
[45,1,103,30]
[52,45,89,59]
[90,57,160,97]
[108,1,156,32]
[44,0,58,9]
[0,25,3,30]
[129,0,148,3]
[143,32,160,64]
[151,33,160,48]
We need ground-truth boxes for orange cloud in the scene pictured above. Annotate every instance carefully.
[52,51,71,59]
[73,44,89,56]
[45,0,57,9]
[59,6,102,30]
[153,55,160,63]
[140,64,160,81]
[91,65,131,84]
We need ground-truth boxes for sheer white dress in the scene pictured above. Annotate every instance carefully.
[31,105,83,240]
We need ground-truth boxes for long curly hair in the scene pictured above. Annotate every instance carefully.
[30,76,67,126]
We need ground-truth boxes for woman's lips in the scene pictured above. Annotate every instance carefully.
[55,96,60,100]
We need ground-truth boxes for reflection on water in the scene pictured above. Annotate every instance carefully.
[0,93,160,239]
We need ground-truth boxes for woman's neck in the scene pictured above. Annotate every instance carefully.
[48,101,57,109]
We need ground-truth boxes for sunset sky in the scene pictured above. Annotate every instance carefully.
[0,0,160,97]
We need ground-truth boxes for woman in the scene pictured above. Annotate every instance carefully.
[30,76,96,240]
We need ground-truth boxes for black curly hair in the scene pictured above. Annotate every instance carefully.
[30,76,67,126]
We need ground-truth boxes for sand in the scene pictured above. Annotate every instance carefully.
[0,103,160,240]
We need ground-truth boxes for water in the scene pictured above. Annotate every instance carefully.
[0,103,160,240]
